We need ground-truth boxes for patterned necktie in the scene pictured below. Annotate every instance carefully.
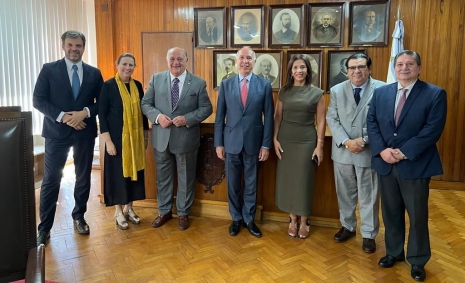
[395,88,408,125]
[171,77,180,109]
[354,88,361,105]
[72,65,80,99]
[241,78,248,107]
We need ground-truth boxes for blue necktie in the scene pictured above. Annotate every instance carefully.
[72,65,80,99]
[171,78,180,109]
[354,88,361,105]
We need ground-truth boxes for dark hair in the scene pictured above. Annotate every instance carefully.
[394,50,421,66]
[282,54,313,92]
[280,12,291,21]
[61,30,86,47]
[345,53,372,68]
[116,53,136,66]
[223,57,235,65]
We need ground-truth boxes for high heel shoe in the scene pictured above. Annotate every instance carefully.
[115,212,129,230]
[124,208,141,224]
[288,217,298,238]
[298,219,310,239]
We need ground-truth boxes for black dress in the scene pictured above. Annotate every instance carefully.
[99,78,148,206]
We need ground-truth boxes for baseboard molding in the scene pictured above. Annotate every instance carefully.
[431,180,465,191]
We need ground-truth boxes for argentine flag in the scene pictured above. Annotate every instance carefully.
[387,19,404,83]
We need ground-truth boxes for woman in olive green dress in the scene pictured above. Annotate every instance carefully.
[273,54,326,239]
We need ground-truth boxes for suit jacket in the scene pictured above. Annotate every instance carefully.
[98,78,149,147]
[222,72,237,81]
[141,71,213,154]
[326,77,386,167]
[313,24,338,43]
[33,58,103,139]
[367,80,447,179]
[214,74,274,154]
[273,29,297,44]
[200,27,218,44]
[257,73,277,84]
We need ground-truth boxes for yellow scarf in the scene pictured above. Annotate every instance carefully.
[115,73,146,181]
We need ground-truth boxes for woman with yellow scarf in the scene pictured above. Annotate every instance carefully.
[99,53,148,230]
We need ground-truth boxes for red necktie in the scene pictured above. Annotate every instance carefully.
[395,88,408,125]
[241,78,248,107]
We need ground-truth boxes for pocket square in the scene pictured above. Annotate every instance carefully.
[190,93,197,96]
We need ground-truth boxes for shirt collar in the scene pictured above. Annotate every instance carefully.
[351,78,369,92]
[170,70,187,83]
[397,79,418,91]
[64,57,83,71]
[239,73,252,82]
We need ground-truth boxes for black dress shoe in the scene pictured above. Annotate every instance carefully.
[411,265,426,281]
[74,218,90,234]
[378,254,405,268]
[229,220,242,236]
[334,227,356,243]
[37,231,50,246]
[362,238,376,253]
[244,222,262,238]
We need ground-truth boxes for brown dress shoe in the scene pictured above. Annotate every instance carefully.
[178,215,189,231]
[334,227,356,242]
[362,238,376,253]
[152,211,173,228]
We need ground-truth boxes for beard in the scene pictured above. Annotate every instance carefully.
[283,22,291,29]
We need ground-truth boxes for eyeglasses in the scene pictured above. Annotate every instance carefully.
[347,65,367,71]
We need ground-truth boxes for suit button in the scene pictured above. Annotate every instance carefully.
[393,133,397,136]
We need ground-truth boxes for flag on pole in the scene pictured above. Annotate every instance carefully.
[386,19,404,83]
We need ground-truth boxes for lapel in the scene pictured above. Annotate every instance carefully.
[396,80,423,127]
[386,83,398,126]
[342,81,356,111]
[175,71,192,111]
[164,72,173,111]
[354,78,375,117]
[230,75,241,109]
[58,59,74,99]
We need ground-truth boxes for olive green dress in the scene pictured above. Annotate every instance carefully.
[275,85,324,216]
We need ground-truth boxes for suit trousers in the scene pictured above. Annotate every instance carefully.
[333,161,380,238]
[38,133,95,233]
[154,148,198,216]
[379,164,431,266]
[225,149,259,224]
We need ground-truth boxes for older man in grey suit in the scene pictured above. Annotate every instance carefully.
[141,47,212,231]
[326,53,385,253]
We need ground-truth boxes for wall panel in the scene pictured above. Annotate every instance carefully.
[95,0,465,185]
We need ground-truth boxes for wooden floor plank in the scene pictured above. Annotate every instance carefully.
[37,165,465,282]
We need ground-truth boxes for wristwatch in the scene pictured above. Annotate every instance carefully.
[345,141,349,149]
[403,155,408,160]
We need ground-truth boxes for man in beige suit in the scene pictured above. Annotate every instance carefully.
[326,53,385,253]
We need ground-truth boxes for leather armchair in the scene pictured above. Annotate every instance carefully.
[0,107,45,282]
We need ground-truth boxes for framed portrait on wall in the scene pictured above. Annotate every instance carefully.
[349,0,390,46]
[287,51,323,88]
[231,5,265,47]
[213,51,238,89]
[252,51,282,90]
[308,3,345,47]
[194,7,227,48]
[268,4,305,48]
[327,50,366,91]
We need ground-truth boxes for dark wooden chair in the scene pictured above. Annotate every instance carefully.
[0,107,45,282]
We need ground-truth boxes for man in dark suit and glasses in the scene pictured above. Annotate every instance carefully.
[33,30,103,245]
[214,47,274,238]
[367,50,447,282]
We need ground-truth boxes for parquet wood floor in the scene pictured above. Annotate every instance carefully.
[36,165,465,282]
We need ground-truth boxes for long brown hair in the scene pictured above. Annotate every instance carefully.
[282,54,313,92]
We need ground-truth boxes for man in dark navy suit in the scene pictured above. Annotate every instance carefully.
[214,47,274,238]
[33,30,103,246]
[367,50,447,282]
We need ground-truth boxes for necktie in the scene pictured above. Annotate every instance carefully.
[72,65,80,99]
[354,88,361,105]
[241,78,248,107]
[171,77,180,109]
[395,88,408,125]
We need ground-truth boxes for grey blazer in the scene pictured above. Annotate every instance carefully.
[141,70,212,154]
[326,77,386,167]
